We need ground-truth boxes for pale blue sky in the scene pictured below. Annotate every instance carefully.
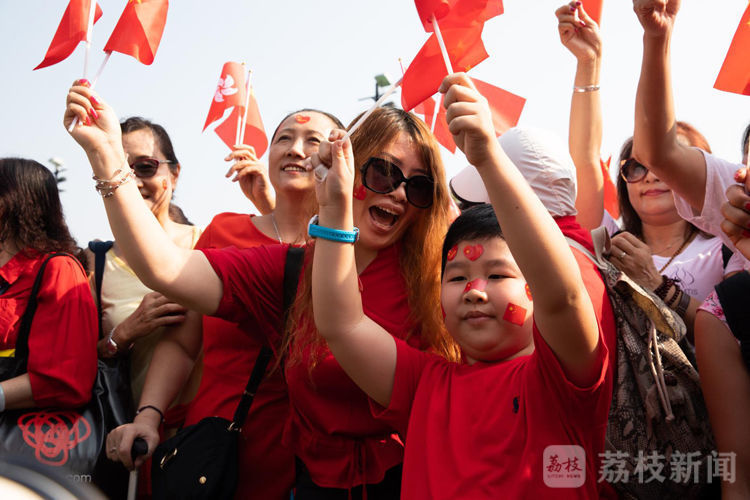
[1,1,748,244]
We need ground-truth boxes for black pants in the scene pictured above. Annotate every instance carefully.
[294,457,402,500]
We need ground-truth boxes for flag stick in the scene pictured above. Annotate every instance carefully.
[239,70,253,146]
[430,95,439,133]
[68,52,111,133]
[432,16,453,74]
[83,0,97,78]
[343,77,402,141]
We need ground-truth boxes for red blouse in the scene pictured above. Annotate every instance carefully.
[201,242,420,489]
[0,250,98,407]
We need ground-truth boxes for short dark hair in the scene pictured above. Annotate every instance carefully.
[120,116,179,174]
[742,122,750,158]
[0,158,87,269]
[270,109,344,142]
[441,203,503,276]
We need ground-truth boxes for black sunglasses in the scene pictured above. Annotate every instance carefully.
[619,158,648,183]
[128,157,176,178]
[360,157,434,208]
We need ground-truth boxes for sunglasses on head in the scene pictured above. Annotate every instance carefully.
[619,158,649,183]
[360,157,434,209]
[128,157,176,178]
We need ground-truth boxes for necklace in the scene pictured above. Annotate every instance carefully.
[270,212,283,244]
[656,227,695,274]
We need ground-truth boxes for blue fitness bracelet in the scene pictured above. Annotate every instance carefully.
[307,215,359,243]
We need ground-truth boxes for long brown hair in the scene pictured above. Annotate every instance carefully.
[282,107,460,372]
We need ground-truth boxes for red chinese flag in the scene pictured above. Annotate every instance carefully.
[472,78,525,135]
[415,0,452,31]
[581,0,603,26]
[440,0,503,29]
[431,95,457,153]
[601,157,620,219]
[35,0,103,70]
[203,62,247,131]
[103,0,169,65]
[214,89,268,156]
[401,25,489,111]
[714,3,750,96]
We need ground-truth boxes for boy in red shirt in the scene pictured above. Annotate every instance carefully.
[311,73,610,499]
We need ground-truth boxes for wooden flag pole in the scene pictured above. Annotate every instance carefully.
[68,52,111,132]
[432,16,453,74]
[239,70,253,146]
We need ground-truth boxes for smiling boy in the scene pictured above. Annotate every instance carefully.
[311,74,610,498]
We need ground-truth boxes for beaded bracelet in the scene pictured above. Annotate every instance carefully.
[94,169,135,198]
[666,287,683,309]
[653,276,677,301]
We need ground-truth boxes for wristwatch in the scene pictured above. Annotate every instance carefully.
[307,215,359,243]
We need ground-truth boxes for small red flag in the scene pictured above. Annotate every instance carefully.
[103,0,169,65]
[601,157,620,219]
[203,62,247,131]
[581,0,603,26]
[714,3,750,96]
[401,25,489,111]
[416,0,503,31]
[472,78,525,135]
[35,0,103,70]
[415,0,452,31]
[417,94,457,153]
[214,89,268,156]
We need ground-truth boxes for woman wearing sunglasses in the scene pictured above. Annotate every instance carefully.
[92,116,200,409]
[65,81,455,498]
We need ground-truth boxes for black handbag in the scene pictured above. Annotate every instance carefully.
[151,246,305,500]
[0,253,108,479]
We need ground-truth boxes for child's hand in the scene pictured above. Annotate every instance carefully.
[556,1,601,62]
[720,169,750,260]
[224,145,275,214]
[64,79,123,157]
[439,73,497,169]
[632,0,680,37]
[310,130,355,211]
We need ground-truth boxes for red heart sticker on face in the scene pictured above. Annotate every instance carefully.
[462,244,484,261]
[446,245,458,261]
[295,115,311,124]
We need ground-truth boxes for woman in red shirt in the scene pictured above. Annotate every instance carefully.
[0,158,97,411]
[66,81,456,497]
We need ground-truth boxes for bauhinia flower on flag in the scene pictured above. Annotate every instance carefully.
[401,25,489,111]
[34,0,103,70]
[714,2,750,96]
[213,88,268,156]
[103,0,169,65]
[203,62,247,131]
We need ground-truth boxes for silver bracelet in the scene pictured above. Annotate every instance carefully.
[573,84,600,93]
[95,169,135,198]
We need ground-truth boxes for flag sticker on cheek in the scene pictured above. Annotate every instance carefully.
[295,114,311,124]
[447,245,458,261]
[464,279,487,293]
[353,185,367,200]
[525,284,533,301]
[503,303,526,326]
[463,244,484,261]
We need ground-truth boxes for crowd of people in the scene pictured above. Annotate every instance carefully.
[1,1,749,499]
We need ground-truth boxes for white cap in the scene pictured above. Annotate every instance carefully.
[450,127,578,217]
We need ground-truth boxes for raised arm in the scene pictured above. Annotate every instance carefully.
[441,73,601,386]
[65,81,222,314]
[632,0,707,210]
[557,2,605,230]
[311,133,398,408]
[224,144,275,215]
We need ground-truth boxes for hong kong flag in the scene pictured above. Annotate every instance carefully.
[203,62,247,131]
[103,0,169,65]
[35,0,103,70]
[714,2,750,96]
[401,25,488,111]
[214,88,268,156]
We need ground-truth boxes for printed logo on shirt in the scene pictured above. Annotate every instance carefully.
[543,445,586,488]
[18,410,92,466]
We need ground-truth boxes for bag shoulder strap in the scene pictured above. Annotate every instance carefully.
[14,253,71,366]
[721,244,734,269]
[88,240,114,339]
[715,270,750,367]
[231,245,305,429]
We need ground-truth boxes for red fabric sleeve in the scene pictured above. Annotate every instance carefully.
[200,245,287,346]
[370,337,433,436]
[28,257,98,408]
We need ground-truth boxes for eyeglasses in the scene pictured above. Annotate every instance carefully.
[619,158,648,183]
[360,157,434,208]
[128,157,176,178]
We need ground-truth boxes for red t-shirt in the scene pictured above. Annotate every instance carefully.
[201,242,420,489]
[373,323,610,499]
[186,213,293,500]
[0,251,97,407]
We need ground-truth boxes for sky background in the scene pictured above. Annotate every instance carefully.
[1,0,749,245]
